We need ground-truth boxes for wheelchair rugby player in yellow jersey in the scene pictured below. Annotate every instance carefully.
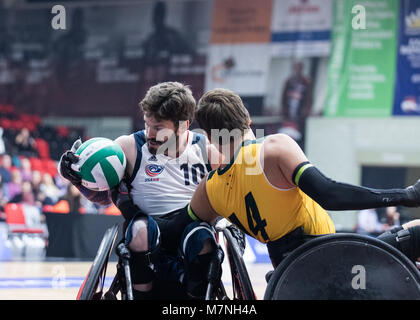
[186,88,420,299]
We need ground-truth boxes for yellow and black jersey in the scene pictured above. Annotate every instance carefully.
[206,138,335,243]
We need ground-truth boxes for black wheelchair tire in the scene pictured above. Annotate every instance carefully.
[264,233,420,300]
[77,224,119,300]
[223,228,255,300]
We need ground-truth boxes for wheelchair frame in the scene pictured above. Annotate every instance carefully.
[76,221,256,300]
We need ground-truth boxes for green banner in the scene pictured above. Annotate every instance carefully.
[325,0,399,117]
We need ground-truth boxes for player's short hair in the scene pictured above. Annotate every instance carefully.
[139,82,196,127]
[196,88,250,139]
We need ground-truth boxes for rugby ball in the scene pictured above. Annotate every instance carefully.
[71,137,126,191]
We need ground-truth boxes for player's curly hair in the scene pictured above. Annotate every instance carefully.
[139,82,196,128]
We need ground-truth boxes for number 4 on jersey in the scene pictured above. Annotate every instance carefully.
[228,192,269,241]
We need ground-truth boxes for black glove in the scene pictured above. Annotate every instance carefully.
[405,179,420,207]
[111,180,142,221]
[58,139,82,185]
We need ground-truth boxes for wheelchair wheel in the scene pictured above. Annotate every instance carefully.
[77,224,119,300]
[223,228,256,300]
[264,233,420,300]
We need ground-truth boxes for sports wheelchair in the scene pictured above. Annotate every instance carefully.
[264,233,420,300]
[78,221,420,300]
[76,219,256,300]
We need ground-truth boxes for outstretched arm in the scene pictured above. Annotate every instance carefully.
[294,162,420,210]
[268,134,420,211]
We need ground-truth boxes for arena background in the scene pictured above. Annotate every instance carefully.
[0,0,419,300]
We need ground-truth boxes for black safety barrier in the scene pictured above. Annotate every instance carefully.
[264,233,420,300]
[45,212,124,260]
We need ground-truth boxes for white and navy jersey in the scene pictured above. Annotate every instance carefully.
[128,130,212,216]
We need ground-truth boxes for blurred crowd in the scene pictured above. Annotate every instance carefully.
[0,127,108,223]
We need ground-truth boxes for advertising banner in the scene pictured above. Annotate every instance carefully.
[393,0,420,115]
[205,44,270,96]
[210,0,272,44]
[270,0,332,57]
[325,0,399,117]
[206,0,272,113]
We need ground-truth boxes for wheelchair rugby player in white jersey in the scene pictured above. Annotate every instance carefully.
[58,82,222,300]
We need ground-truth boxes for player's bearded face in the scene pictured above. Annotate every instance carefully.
[144,115,179,155]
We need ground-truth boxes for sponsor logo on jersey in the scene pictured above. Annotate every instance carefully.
[145,164,164,177]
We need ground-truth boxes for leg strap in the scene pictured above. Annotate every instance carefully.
[129,245,160,284]
[184,252,213,299]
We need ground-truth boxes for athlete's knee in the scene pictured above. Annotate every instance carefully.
[128,217,149,252]
[181,221,216,262]
[125,215,161,286]
[200,238,214,255]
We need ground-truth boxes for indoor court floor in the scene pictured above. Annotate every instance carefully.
[0,260,272,300]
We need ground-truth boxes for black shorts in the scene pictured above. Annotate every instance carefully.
[153,208,190,254]
[267,227,319,268]
[124,208,216,285]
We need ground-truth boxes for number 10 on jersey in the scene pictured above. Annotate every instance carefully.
[180,163,206,185]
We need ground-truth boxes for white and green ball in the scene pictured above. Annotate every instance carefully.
[72,137,126,191]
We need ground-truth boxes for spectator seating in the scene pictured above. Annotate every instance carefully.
[4,203,46,259]
[0,103,121,217]
[4,203,45,240]
[5,203,44,235]
[0,103,124,260]
[34,138,50,159]
[26,156,57,177]
[0,103,85,161]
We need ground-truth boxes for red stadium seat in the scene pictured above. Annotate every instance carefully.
[0,104,15,114]
[5,203,25,225]
[34,138,50,159]
[19,114,41,125]
[0,118,12,129]
[43,158,58,176]
[5,203,44,234]
[56,126,70,137]
[29,157,43,172]
[5,203,46,258]
[23,121,37,132]
[13,120,25,130]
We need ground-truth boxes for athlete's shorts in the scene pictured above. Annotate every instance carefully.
[267,227,318,267]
